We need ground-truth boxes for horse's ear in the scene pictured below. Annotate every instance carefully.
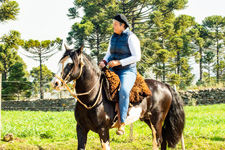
[64,44,70,51]
[77,45,84,55]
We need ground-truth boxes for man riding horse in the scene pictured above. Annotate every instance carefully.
[51,14,185,150]
[99,14,141,135]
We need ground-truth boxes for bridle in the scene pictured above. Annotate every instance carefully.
[55,54,103,109]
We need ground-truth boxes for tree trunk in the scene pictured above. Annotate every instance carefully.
[208,62,210,84]
[0,73,1,138]
[162,39,166,83]
[216,28,219,83]
[3,60,7,80]
[96,26,100,62]
[131,11,135,32]
[177,51,180,75]
[163,63,166,83]
[199,46,203,81]
[39,53,44,99]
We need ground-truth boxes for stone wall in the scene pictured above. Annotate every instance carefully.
[179,88,225,105]
[1,98,76,111]
[2,88,225,111]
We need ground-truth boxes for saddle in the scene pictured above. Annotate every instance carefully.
[102,68,152,103]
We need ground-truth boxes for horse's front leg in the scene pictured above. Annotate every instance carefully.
[98,128,110,150]
[77,124,89,150]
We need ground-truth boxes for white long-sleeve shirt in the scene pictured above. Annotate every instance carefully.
[103,28,141,66]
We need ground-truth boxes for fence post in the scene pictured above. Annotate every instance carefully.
[129,123,133,142]
[0,73,2,139]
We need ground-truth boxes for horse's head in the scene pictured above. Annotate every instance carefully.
[51,44,84,91]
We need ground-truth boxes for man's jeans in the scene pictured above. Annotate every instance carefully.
[112,67,137,123]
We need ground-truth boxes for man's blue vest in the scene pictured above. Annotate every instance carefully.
[108,29,136,70]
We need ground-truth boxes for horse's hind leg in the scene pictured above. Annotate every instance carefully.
[144,119,158,150]
[98,128,110,150]
[77,124,89,150]
[143,113,164,150]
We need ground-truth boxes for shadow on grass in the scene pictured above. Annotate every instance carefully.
[210,137,225,142]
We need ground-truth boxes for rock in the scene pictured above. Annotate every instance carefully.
[3,133,14,142]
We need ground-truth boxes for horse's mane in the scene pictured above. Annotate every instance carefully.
[59,49,101,76]
[82,53,101,76]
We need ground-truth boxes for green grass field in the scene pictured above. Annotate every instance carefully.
[0,104,225,150]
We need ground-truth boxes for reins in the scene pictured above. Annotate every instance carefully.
[55,54,103,109]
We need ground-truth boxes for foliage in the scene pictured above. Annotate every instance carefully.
[66,1,225,89]
[2,62,31,100]
[167,73,181,86]
[1,30,24,50]
[0,0,19,23]
[0,59,3,72]
[146,11,176,81]
[0,44,25,80]
[0,104,225,149]
[189,23,210,82]
[22,38,63,62]
[67,3,113,62]
[30,65,54,95]
[30,65,54,83]
[147,13,196,87]
[203,15,225,83]
[67,0,187,63]
[0,30,24,81]
[22,38,62,99]
[0,1,31,100]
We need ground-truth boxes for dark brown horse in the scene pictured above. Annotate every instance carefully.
[51,45,185,150]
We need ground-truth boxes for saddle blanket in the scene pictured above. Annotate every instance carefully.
[102,68,152,103]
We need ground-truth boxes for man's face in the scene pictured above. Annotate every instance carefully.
[113,20,125,34]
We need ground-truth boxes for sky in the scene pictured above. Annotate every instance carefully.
[1,0,225,75]
[175,0,225,23]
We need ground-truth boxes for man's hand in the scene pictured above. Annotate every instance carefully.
[108,60,121,68]
[99,61,106,68]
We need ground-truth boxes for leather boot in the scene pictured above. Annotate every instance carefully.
[116,123,125,135]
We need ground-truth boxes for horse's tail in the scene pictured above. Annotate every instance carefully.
[162,84,185,149]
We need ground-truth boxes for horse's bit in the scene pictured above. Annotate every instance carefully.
[55,54,103,109]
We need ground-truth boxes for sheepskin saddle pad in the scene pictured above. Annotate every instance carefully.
[102,68,152,103]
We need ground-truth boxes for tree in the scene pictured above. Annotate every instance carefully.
[22,38,62,99]
[203,15,225,83]
[146,11,175,82]
[202,51,215,84]
[147,14,195,87]
[189,24,210,82]
[67,1,114,62]
[2,62,31,100]
[67,0,187,62]
[1,30,24,49]
[30,65,54,96]
[172,15,195,74]
[218,60,225,81]
[0,30,24,79]
[179,57,195,89]
[164,15,196,89]
[0,0,19,23]
[0,44,24,80]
